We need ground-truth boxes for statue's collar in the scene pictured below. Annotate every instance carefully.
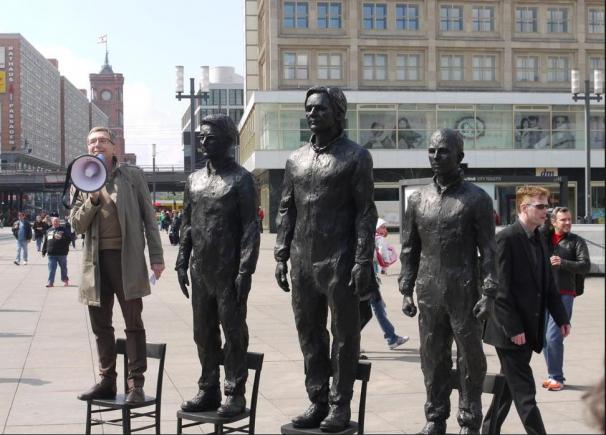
[310,132,345,154]
[432,169,464,194]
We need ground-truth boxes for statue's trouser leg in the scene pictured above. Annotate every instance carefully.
[291,274,330,404]
[328,285,360,406]
[418,304,452,423]
[192,280,221,392]
[217,281,249,396]
[453,313,486,430]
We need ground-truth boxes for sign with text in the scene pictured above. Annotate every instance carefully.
[0,71,5,93]
[0,47,4,68]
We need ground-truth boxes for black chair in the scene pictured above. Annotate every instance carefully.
[177,351,265,434]
[280,360,372,435]
[449,369,507,435]
[81,338,167,435]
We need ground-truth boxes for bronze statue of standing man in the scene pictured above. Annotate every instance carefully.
[176,114,260,418]
[398,128,498,435]
[275,86,377,432]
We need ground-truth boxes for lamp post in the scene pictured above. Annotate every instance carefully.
[175,65,210,173]
[152,143,157,205]
[571,69,603,223]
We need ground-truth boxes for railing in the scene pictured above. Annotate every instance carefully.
[0,164,186,175]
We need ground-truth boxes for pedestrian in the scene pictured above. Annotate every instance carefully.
[33,215,49,252]
[12,211,32,265]
[71,126,165,404]
[257,207,265,233]
[63,215,76,249]
[541,206,590,391]
[41,217,71,287]
[482,186,571,434]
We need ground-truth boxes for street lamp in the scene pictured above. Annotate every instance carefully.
[175,65,210,172]
[152,143,157,204]
[571,69,603,223]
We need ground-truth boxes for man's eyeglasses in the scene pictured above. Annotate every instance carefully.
[525,203,549,210]
[88,137,112,145]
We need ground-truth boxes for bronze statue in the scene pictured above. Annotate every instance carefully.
[274,86,378,432]
[175,114,260,418]
[398,128,497,435]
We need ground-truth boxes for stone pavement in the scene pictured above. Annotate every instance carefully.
[0,227,603,434]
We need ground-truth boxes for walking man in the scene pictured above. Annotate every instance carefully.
[33,215,49,252]
[71,126,165,404]
[483,186,571,434]
[42,217,71,287]
[541,206,590,391]
[12,211,32,265]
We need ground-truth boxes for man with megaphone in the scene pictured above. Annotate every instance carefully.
[70,126,165,404]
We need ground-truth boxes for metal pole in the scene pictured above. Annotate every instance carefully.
[190,78,196,173]
[152,143,157,205]
[584,80,592,223]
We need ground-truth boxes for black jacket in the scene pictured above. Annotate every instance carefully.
[12,220,32,241]
[33,220,49,238]
[543,229,590,294]
[42,226,71,256]
[483,221,569,353]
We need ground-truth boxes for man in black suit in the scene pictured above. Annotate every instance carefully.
[482,186,571,435]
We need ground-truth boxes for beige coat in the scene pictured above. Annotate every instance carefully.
[70,163,164,306]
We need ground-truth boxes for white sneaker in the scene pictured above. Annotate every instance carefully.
[389,336,409,350]
[22,261,28,265]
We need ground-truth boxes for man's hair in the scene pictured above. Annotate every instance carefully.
[516,185,550,213]
[200,114,238,146]
[551,206,570,221]
[87,126,115,144]
[305,86,348,131]
[430,128,464,154]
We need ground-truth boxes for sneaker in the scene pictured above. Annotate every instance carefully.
[46,283,54,288]
[542,378,553,389]
[389,335,409,350]
[547,380,564,391]
[22,261,27,265]
[14,260,19,266]
[63,280,69,287]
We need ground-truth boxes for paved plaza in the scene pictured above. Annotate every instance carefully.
[0,227,603,434]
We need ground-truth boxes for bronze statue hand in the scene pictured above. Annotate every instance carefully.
[275,261,290,292]
[472,295,494,321]
[235,273,252,303]
[176,268,190,299]
[402,295,417,317]
[348,262,371,296]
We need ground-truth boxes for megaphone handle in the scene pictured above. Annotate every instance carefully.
[62,159,78,209]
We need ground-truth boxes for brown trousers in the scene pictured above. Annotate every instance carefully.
[88,250,147,388]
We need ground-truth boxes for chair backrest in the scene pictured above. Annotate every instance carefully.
[116,338,167,401]
[355,360,372,434]
[245,352,264,430]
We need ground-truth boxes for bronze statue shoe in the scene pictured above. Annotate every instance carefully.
[216,395,246,417]
[319,404,350,432]
[77,380,117,400]
[292,402,329,428]
[180,388,221,412]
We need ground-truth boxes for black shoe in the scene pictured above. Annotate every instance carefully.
[13,260,19,266]
[180,389,222,412]
[419,421,447,435]
[216,395,246,417]
[292,402,329,429]
[77,381,117,400]
[125,387,145,403]
[319,404,351,432]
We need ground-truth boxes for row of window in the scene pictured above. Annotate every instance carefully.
[282,51,605,84]
[200,88,244,107]
[282,1,605,34]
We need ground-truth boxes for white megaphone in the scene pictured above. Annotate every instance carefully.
[62,154,108,209]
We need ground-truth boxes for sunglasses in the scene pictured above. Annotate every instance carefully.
[525,203,549,210]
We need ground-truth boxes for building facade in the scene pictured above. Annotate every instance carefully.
[180,66,245,170]
[60,78,90,166]
[242,0,605,229]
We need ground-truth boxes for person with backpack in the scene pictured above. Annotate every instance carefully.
[541,206,590,391]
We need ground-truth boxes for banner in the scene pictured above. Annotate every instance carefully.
[0,71,6,93]
[0,47,4,68]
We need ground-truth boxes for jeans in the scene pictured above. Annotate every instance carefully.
[15,240,28,263]
[35,236,43,251]
[543,294,574,382]
[369,294,397,344]
[47,255,68,284]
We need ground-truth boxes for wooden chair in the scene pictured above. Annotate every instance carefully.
[449,369,507,435]
[280,360,372,435]
[81,338,167,434]
[177,351,265,434]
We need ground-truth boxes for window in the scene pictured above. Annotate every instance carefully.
[440,5,463,31]
[547,8,569,33]
[318,2,342,28]
[363,54,387,80]
[589,56,605,74]
[283,52,308,80]
[547,57,570,82]
[229,89,243,106]
[472,6,494,32]
[396,54,421,80]
[515,7,537,33]
[588,9,605,34]
[210,89,227,106]
[318,53,342,80]
[283,1,308,28]
[440,55,464,80]
[473,55,496,81]
[363,3,387,30]
[516,56,539,82]
[396,4,419,30]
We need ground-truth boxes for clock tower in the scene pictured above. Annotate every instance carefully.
[89,52,129,160]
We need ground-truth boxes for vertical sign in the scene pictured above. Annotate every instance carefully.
[0,47,5,68]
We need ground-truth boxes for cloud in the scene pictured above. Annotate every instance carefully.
[36,44,98,92]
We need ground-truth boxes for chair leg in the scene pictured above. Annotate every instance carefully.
[215,423,223,435]
[155,406,161,435]
[85,401,92,435]
[177,417,182,434]
[122,408,131,434]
